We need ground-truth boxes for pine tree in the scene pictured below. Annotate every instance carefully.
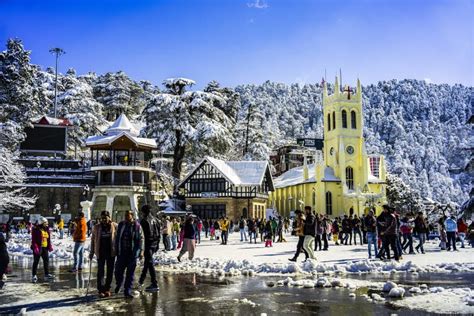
[0,39,43,146]
[93,71,144,121]
[142,78,236,180]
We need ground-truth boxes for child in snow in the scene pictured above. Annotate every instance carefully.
[264,221,273,247]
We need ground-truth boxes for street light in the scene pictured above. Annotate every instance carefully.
[49,47,65,118]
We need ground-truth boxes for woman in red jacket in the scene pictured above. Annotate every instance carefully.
[31,217,54,283]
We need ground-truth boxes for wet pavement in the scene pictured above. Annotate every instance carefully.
[0,258,472,315]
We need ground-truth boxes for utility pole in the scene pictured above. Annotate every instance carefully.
[49,48,65,118]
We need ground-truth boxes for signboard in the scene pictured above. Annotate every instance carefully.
[201,192,218,198]
[61,213,72,223]
[20,125,67,153]
[296,138,324,149]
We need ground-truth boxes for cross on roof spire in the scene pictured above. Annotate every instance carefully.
[344,85,353,100]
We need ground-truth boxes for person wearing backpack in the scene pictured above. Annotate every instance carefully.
[239,216,248,242]
[138,205,160,292]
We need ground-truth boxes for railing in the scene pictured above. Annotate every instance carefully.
[91,159,150,168]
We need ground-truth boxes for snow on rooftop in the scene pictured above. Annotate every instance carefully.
[323,166,341,182]
[274,164,316,189]
[181,156,271,187]
[107,113,139,136]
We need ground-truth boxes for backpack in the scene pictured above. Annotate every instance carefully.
[239,219,245,229]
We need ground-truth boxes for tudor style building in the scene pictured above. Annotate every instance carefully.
[270,78,387,217]
[178,157,274,220]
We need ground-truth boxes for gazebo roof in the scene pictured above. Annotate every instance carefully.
[85,114,156,149]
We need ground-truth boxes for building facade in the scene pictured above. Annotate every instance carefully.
[86,114,159,221]
[270,78,387,217]
[178,157,274,221]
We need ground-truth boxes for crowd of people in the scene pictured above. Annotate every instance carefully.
[0,205,473,295]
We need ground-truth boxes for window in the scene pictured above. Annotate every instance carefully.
[332,111,336,129]
[189,178,226,193]
[342,110,347,128]
[346,167,354,190]
[325,191,332,215]
[369,157,380,178]
[351,111,357,129]
[327,113,331,131]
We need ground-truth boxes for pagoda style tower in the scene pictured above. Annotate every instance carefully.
[85,114,158,221]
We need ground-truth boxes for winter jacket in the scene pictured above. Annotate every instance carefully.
[303,214,316,237]
[458,221,468,233]
[364,215,377,233]
[295,215,305,236]
[31,226,53,255]
[445,218,458,232]
[399,219,413,234]
[116,220,144,259]
[383,214,397,236]
[220,219,230,232]
[247,219,256,232]
[0,232,9,264]
[331,220,340,234]
[58,220,64,230]
[73,217,87,242]
[140,215,161,251]
[342,218,351,233]
[90,222,117,259]
[414,217,428,234]
[184,221,196,239]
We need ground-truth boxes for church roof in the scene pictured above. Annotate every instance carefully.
[85,114,156,148]
[274,164,316,189]
[274,165,342,189]
[179,156,272,187]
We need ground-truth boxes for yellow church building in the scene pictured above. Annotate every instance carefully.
[269,78,387,217]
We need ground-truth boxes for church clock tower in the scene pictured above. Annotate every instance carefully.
[323,77,367,195]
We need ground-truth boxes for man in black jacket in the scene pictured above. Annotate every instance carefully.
[138,205,160,292]
[302,206,316,260]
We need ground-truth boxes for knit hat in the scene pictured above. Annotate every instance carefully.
[38,217,48,225]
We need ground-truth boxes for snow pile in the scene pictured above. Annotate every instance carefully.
[154,250,474,276]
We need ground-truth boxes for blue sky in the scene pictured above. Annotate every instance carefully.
[0,0,472,88]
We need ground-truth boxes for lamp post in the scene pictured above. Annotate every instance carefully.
[49,47,65,118]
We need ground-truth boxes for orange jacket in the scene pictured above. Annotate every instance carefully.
[73,217,87,242]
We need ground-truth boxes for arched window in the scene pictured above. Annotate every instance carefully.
[342,110,348,128]
[325,191,332,215]
[327,113,331,131]
[312,189,316,207]
[351,111,357,129]
[332,111,336,129]
[346,166,354,190]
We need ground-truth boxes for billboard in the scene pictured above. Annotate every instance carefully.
[20,125,67,152]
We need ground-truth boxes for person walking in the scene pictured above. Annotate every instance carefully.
[177,215,196,262]
[364,210,378,259]
[445,215,458,251]
[0,231,9,289]
[314,214,323,251]
[259,218,266,242]
[114,211,144,298]
[139,205,160,292]
[31,217,54,283]
[414,212,428,254]
[400,215,415,254]
[264,220,273,247]
[352,215,363,245]
[270,217,278,243]
[341,215,352,245]
[289,210,308,262]
[58,218,64,239]
[277,216,286,242]
[438,216,447,250]
[239,216,248,242]
[220,217,230,245]
[203,219,209,239]
[171,218,179,250]
[457,218,468,248]
[162,216,171,251]
[248,218,257,244]
[381,206,399,261]
[89,211,117,298]
[302,206,316,260]
[70,212,87,272]
[331,218,340,245]
[321,216,329,251]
